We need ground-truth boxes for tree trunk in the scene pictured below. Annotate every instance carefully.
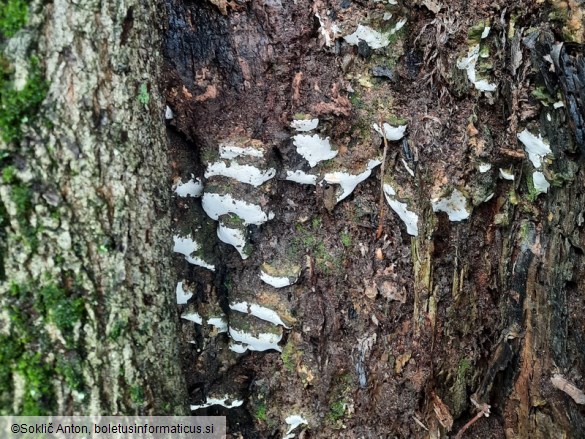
[3,0,585,437]
[164,0,585,438]
[0,0,186,415]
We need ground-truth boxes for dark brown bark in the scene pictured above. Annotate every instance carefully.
[164,0,585,437]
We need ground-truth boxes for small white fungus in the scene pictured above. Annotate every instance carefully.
[173,235,215,271]
[230,301,289,328]
[479,163,492,173]
[293,134,338,167]
[229,327,282,352]
[532,171,550,195]
[499,168,515,181]
[517,129,552,169]
[431,189,471,221]
[322,159,381,203]
[290,118,319,132]
[173,177,203,197]
[219,143,264,159]
[260,271,296,289]
[383,184,419,236]
[176,281,193,305]
[202,192,275,226]
[190,396,244,411]
[457,45,497,92]
[373,122,407,141]
[205,161,275,187]
[285,170,318,185]
[217,222,249,259]
[284,415,309,439]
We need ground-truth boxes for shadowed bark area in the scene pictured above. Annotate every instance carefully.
[164,0,585,437]
[0,0,186,415]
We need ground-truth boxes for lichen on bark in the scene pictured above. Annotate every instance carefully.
[0,0,186,416]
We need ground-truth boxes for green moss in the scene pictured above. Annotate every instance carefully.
[525,172,540,202]
[8,179,39,250]
[281,341,297,372]
[0,0,28,38]
[328,399,346,422]
[16,352,56,415]
[254,401,267,421]
[0,56,47,144]
[340,231,351,247]
[38,283,85,346]
[109,319,128,341]
[2,164,16,183]
[55,356,84,392]
[0,280,87,414]
[290,218,342,275]
[467,21,488,44]
[130,385,145,405]
[531,86,555,106]
[137,83,149,105]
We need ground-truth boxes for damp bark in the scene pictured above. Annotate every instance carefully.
[2,0,585,436]
[164,0,585,437]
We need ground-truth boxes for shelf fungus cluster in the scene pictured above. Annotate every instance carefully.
[456,24,497,92]
[431,188,472,222]
[228,262,299,353]
[202,139,276,259]
[286,116,384,207]
[314,4,406,51]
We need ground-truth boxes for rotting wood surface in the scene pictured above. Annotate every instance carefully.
[165,0,585,437]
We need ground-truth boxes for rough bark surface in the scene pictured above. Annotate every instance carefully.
[1,0,186,415]
[164,0,585,438]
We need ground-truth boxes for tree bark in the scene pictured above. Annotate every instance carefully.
[1,0,186,415]
[164,0,585,438]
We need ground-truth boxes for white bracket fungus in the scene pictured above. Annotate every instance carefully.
[259,264,300,288]
[219,143,265,159]
[373,122,407,141]
[478,163,492,173]
[322,159,382,203]
[229,328,282,352]
[230,301,290,328]
[173,235,215,271]
[205,161,276,187]
[517,129,552,169]
[181,313,228,333]
[293,134,338,167]
[176,281,193,305]
[173,176,203,197]
[290,118,319,132]
[499,168,515,181]
[283,415,308,439]
[532,171,550,195]
[202,192,275,226]
[431,189,471,221]
[217,220,250,259]
[344,21,406,49]
[285,170,318,185]
[456,44,497,92]
[383,184,419,236]
[190,396,244,411]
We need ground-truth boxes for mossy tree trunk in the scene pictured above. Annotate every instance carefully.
[0,0,186,415]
